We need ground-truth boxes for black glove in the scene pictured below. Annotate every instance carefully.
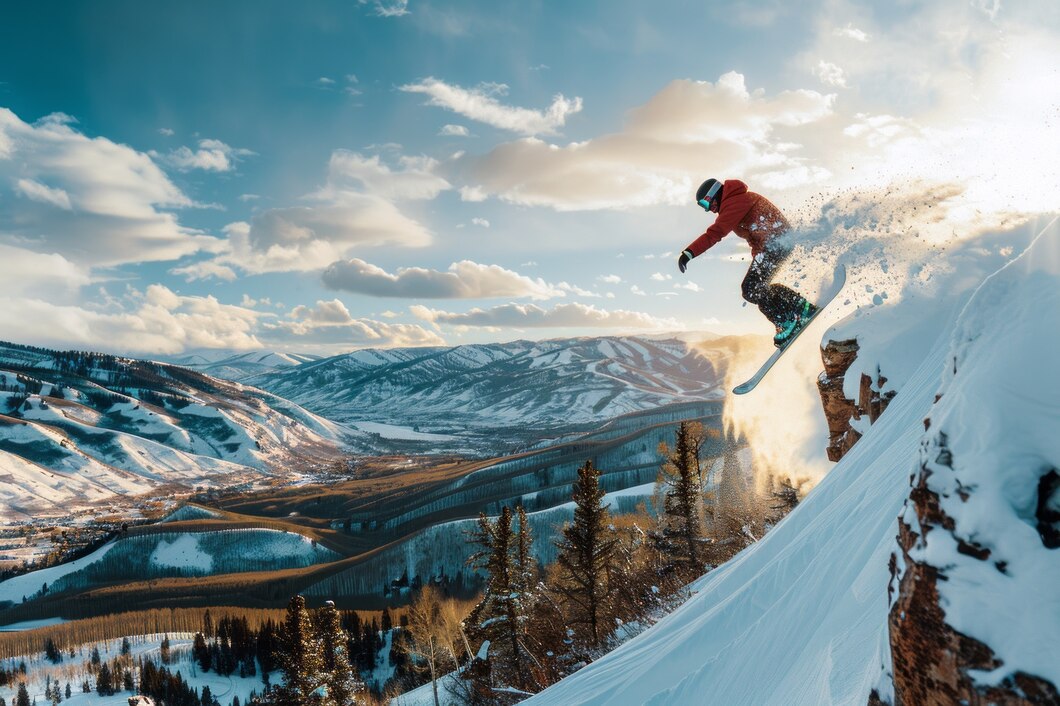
[677,249,693,274]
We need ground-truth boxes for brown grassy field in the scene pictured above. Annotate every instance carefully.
[0,402,723,625]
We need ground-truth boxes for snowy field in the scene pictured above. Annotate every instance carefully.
[0,633,266,706]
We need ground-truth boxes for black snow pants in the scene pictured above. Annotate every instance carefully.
[741,244,805,327]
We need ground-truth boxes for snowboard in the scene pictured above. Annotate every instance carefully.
[732,264,847,395]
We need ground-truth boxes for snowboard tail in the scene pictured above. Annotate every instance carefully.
[732,264,847,395]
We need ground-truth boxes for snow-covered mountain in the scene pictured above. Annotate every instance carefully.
[0,342,362,520]
[250,335,735,454]
[524,217,1059,703]
[159,349,322,381]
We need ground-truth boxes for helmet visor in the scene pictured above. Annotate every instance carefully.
[698,180,722,210]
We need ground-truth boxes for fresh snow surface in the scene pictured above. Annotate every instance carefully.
[353,420,458,441]
[149,533,213,572]
[525,223,1059,704]
[0,617,67,631]
[0,540,117,605]
[905,224,1060,689]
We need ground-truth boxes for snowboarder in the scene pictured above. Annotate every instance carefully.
[677,178,817,347]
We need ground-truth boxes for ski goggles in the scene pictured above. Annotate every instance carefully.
[698,181,723,210]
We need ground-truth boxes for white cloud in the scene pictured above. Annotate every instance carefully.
[346,74,360,84]
[319,150,451,201]
[459,185,488,202]
[359,0,410,17]
[15,178,72,210]
[833,25,869,42]
[630,285,647,296]
[439,124,470,137]
[159,138,253,172]
[158,127,175,136]
[815,61,847,88]
[598,274,622,284]
[842,113,921,148]
[410,301,681,330]
[457,72,834,210]
[556,282,599,298]
[263,299,443,348]
[241,294,267,308]
[471,217,490,228]
[170,260,238,282]
[321,258,563,299]
[650,272,672,281]
[0,244,91,299]
[193,150,444,276]
[238,193,260,202]
[0,285,261,355]
[676,281,702,292]
[215,196,431,275]
[399,77,583,136]
[316,77,336,86]
[0,108,215,267]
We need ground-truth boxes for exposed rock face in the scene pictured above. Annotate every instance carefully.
[817,339,896,462]
[888,434,1060,706]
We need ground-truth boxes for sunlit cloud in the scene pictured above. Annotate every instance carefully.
[0,108,216,267]
[399,77,583,136]
[453,72,834,210]
[322,259,564,299]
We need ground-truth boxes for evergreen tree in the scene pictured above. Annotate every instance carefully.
[160,635,171,665]
[553,460,619,652]
[121,637,131,656]
[194,632,210,672]
[44,637,62,663]
[123,668,134,692]
[96,662,114,696]
[274,594,325,704]
[64,684,71,700]
[317,600,364,706]
[656,421,708,579]
[465,506,534,699]
[16,683,29,706]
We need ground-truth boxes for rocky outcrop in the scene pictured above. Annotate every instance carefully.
[888,434,1060,706]
[817,339,896,462]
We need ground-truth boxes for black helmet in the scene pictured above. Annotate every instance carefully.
[696,178,723,206]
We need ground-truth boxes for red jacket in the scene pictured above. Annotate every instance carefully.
[685,180,790,258]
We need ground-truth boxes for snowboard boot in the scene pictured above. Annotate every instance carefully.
[772,299,818,348]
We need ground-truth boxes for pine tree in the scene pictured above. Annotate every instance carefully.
[96,662,114,695]
[121,637,131,656]
[656,421,709,579]
[317,600,363,706]
[274,594,325,704]
[16,683,29,706]
[553,460,619,652]
[465,506,534,699]
[194,632,210,672]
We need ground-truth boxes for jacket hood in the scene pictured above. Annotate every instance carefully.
[722,179,748,199]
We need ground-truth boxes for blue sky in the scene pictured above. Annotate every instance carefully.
[0,0,1057,355]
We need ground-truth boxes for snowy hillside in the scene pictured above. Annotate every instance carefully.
[523,218,1059,704]
[0,342,363,519]
[160,349,322,381]
[251,335,734,454]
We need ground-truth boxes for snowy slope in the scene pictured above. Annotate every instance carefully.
[252,335,733,454]
[0,343,364,518]
[161,348,322,381]
[524,222,1058,703]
